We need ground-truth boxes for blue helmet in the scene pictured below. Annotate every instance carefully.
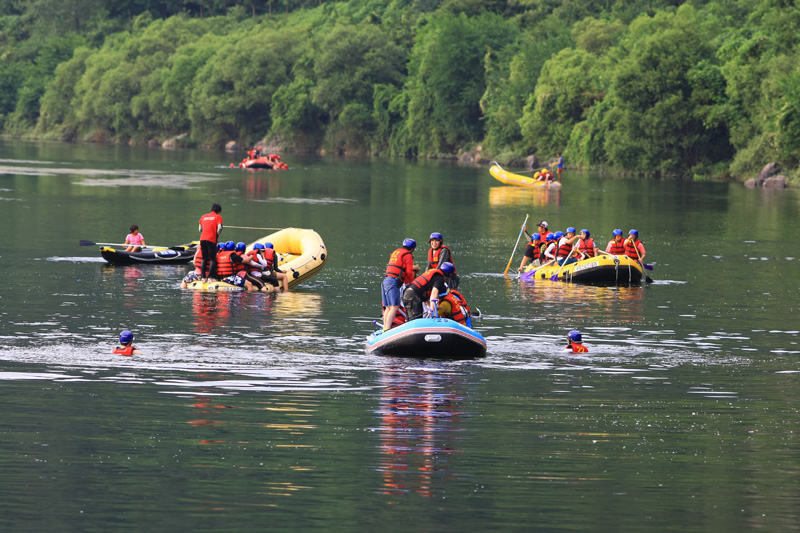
[429,232,443,242]
[546,232,555,242]
[402,238,416,249]
[580,229,590,238]
[567,330,582,343]
[612,228,623,237]
[119,330,134,344]
[225,240,235,251]
[253,243,265,250]
[264,242,274,249]
[629,229,639,237]
[554,231,565,239]
[235,242,246,252]
[440,262,455,275]
[532,232,541,241]
[566,227,576,234]
[217,243,225,251]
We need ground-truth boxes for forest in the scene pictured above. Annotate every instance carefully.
[1,0,799,182]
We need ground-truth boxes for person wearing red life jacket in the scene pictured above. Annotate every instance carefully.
[555,227,581,266]
[382,238,419,331]
[518,232,545,271]
[402,262,453,321]
[577,229,597,259]
[198,203,223,281]
[605,228,626,255]
[245,242,284,292]
[216,241,266,291]
[624,229,646,264]
[565,330,589,353]
[181,246,206,288]
[542,232,558,262]
[427,232,459,289]
[436,288,473,327]
[113,330,141,356]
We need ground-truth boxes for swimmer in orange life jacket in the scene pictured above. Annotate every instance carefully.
[113,330,141,356]
[565,330,588,353]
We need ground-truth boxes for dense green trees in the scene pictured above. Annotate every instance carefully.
[2,0,800,181]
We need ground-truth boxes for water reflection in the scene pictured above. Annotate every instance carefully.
[243,173,282,200]
[374,365,467,499]
[488,186,560,207]
[519,281,645,324]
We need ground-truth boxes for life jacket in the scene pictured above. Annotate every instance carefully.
[579,238,595,258]
[624,239,642,260]
[385,248,412,279]
[567,343,589,353]
[427,245,457,273]
[113,345,135,356]
[411,268,445,298]
[215,251,245,277]
[608,238,626,255]
[193,247,204,269]
[556,240,572,259]
[528,241,541,261]
[246,250,263,274]
[261,248,278,271]
[440,290,470,325]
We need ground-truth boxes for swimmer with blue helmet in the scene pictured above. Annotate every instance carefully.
[113,330,141,356]
[565,330,588,353]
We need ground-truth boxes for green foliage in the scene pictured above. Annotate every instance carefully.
[4,0,800,181]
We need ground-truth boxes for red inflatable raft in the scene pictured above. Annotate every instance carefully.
[235,153,288,170]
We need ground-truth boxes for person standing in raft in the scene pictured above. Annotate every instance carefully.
[125,225,146,252]
[427,232,460,289]
[555,153,564,182]
[402,262,454,321]
[198,203,223,282]
[382,238,419,331]
[624,229,646,264]
[114,330,141,356]
[565,330,588,353]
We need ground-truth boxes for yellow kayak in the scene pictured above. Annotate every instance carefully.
[186,228,327,292]
[490,163,562,189]
[522,254,643,284]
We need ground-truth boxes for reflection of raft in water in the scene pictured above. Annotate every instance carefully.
[186,228,327,292]
[490,163,562,189]
[522,254,643,285]
[365,318,487,359]
[489,186,559,208]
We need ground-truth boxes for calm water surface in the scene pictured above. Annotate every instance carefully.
[0,140,798,531]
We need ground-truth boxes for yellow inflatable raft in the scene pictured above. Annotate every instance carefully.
[490,163,562,189]
[186,228,327,292]
[522,254,643,284]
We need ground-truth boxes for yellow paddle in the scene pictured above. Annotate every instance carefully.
[503,214,529,276]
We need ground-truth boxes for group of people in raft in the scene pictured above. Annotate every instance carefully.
[380,232,471,333]
[180,203,289,293]
[242,146,289,170]
[516,220,647,272]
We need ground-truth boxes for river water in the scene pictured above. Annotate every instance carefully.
[0,140,797,531]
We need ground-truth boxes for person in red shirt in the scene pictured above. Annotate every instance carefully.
[382,239,419,331]
[198,203,223,281]
[113,330,141,356]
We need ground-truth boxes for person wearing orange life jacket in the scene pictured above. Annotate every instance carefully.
[624,229,646,263]
[215,241,261,291]
[605,228,626,255]
[382,238,420,331]
[249,242,288,292]
[577,229,597,259]
[427,232,460,289]
[565,330,589,353]
[402,262,453,321]
[113,330,141,356]
[436,288,473,327]
[518,232,544,271]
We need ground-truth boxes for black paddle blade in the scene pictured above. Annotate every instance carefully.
[79,240,97,246]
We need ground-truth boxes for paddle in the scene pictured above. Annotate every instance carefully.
[503,214,529,276]
[225,225,285,231]
[629,238,653,283]
[519,259,554,280]
[79,240,177,249]
[550,245,578,281]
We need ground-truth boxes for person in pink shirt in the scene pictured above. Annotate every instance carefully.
[125,225,146,252]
